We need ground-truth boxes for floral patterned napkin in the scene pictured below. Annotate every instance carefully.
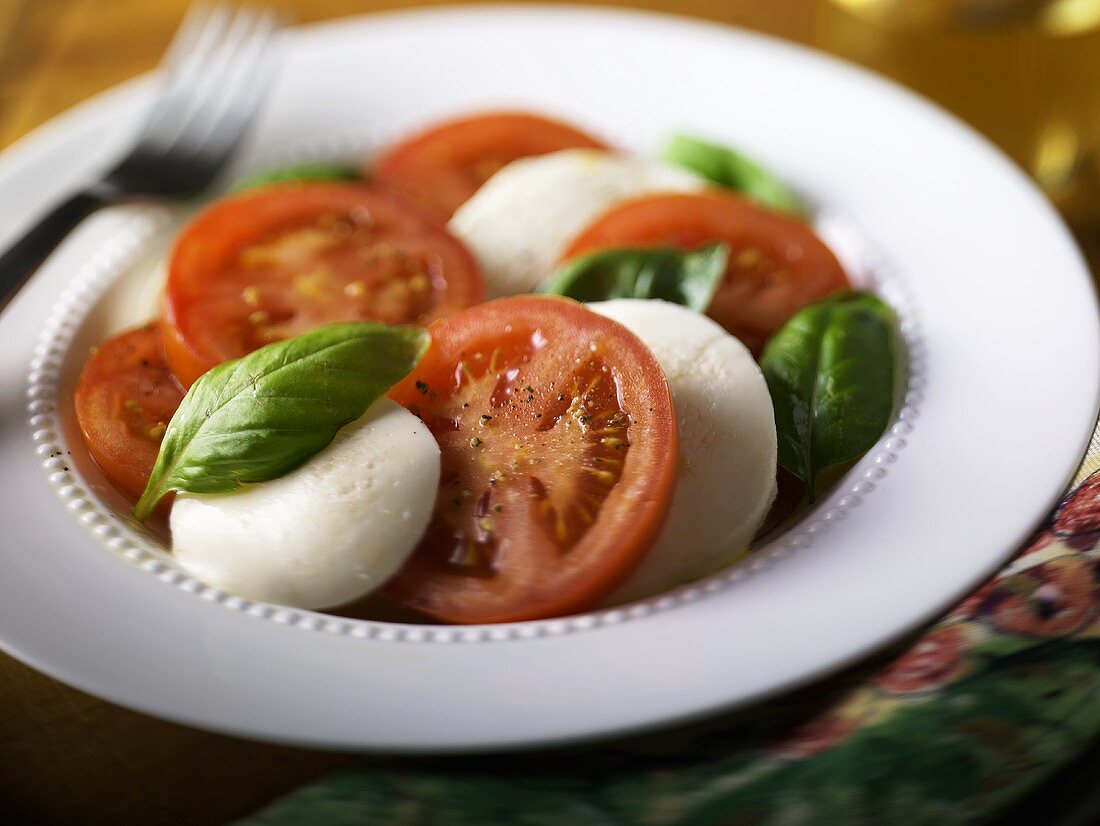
[240,421,1100,826]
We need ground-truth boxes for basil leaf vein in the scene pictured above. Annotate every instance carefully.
[760,292,897,501]
[662,133,803,214]
[133,322,429,520]
[538,244,729,311]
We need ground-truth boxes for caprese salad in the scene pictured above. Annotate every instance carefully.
[72,110,897,624]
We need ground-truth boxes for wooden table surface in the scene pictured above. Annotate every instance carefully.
[0,2,1096,823]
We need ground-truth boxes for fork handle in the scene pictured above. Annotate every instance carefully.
[0,191,107,314]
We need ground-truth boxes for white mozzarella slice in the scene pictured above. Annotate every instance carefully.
[170,397,440,610]
[449,149,704,298]
[590,300,778,604]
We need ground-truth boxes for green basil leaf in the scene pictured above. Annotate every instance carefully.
[662,134,803,214]
[230,163,363,192]
[760,292,897,502]
[538,244,729,312]
[133,322,429,521]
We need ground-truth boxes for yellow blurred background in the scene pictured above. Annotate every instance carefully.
[0,1,1097,823]
[3,0,1097,253]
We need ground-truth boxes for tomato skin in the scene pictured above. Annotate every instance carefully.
[74,323,184,502]
[386,296,679,624]
[563,191,850,354]
[161,313,208,392]
[163,183,485,387]
[372,111,608,219]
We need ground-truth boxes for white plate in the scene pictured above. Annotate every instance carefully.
[0,5,1097,753]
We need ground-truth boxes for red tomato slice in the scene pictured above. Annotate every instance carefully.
[74,323,184,501]
[371,111,608,219]
[386,296,679,624]
[163,183,484,387]
[563,191,850,354]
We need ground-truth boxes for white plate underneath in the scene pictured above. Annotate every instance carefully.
[0,6,1097,753]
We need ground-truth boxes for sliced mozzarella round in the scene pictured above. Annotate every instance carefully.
[170,397,440,610]
[449,149,704,297]
[590,299,778,605]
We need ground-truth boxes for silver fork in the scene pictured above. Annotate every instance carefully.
[0,4,281,313]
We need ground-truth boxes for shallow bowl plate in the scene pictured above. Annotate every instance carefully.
[0,5,1097,752]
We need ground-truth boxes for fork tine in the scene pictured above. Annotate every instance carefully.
[179,10,281,159]
[163,7,264,151]
[103,4,282,196]
[137,4,234,148]
[160,3,219,76]
[197,43,280,166]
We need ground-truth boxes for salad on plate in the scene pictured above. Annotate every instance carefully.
[70,110,898,625]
